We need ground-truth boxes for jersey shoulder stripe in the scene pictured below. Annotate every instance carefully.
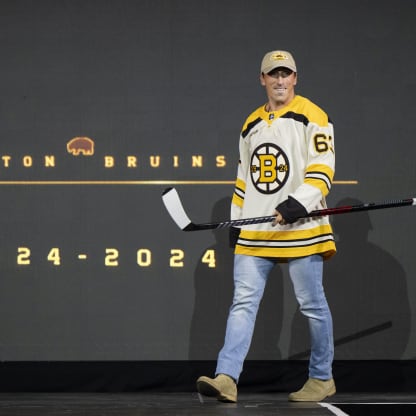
[281,111,309,126]
[240,96,331,137]
[290,96,331,127]
[241,116,262,138]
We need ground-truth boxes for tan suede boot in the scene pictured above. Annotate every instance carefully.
[196,374,237,403]
[288,378,336,402]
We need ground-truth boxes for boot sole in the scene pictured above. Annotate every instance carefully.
[196,380,237,403]
[289,386,336,402]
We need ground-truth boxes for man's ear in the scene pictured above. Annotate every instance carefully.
[260,73,266,86]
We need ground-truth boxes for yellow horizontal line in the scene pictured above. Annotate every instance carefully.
[333,180,358,185]
[0,180,358,185]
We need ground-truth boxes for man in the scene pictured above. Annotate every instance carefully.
[196,50,336,402]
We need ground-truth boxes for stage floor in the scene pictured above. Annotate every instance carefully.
[0,392,415,416]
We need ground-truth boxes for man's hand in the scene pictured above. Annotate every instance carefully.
[275,197,308,224]
[272,210,286,226]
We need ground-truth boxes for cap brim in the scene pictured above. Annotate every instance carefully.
[262,64,296,74]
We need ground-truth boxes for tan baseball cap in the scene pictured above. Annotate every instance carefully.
[261,50,297,74]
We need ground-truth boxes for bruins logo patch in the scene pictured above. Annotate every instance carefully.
[250,143,290,194]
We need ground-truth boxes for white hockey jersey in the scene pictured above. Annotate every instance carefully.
[232,95,336,260]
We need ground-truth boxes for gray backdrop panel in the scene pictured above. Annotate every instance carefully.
[0,0,414,360]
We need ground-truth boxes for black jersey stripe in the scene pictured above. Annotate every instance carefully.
[237,236,334,249]
[305,170,332,181]
[241,117,262,138]
[239,232,334,245]
[282,111,334,126]
[305,171,332,191]
[281,111,309,126]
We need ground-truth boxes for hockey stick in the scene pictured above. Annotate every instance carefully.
[162,187,416,232]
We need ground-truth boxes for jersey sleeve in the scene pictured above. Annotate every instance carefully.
[290,118,335,212]
[230,111,262,221]
[230,135,249,221]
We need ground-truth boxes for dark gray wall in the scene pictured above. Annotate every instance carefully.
[0,0,415,360]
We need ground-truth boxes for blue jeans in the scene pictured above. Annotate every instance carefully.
[216,254,334,382]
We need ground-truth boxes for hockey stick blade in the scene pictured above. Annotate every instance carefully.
[162,187,275,231]
[162,187,416,232]
[162,187,194,230]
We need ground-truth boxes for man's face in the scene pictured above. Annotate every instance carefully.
[260,67,297,109]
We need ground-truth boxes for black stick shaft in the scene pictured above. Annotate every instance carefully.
[308,198,415,217]
[184,198,415,231]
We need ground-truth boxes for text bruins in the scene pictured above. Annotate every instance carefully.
[0,155,228,169]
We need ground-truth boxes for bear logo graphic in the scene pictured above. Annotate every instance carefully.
[67,137,95,156]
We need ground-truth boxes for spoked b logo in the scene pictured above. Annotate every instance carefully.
[250,143,290,194]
